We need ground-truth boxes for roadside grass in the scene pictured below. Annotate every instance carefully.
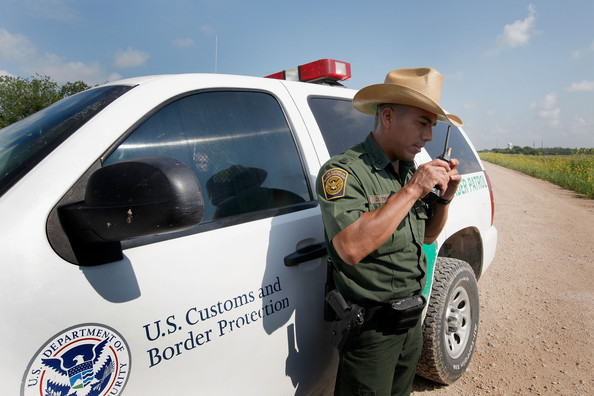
[479,151,594,199]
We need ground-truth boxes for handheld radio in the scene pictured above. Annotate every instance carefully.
[422,125,452,204]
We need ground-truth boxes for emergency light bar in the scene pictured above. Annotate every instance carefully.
[266,59,351,84]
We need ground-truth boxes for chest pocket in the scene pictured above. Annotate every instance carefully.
[412,201,429,243]
[368,200,428,257]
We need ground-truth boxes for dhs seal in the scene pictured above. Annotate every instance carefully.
[322,168,348,200]
[22,324,131,396]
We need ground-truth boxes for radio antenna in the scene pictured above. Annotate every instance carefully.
[215,36,218,73]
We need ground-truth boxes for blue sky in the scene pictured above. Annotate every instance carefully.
[1,0,593,150]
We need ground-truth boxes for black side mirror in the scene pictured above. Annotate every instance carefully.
[59,156,204,265]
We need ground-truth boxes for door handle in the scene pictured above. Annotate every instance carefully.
[284,242,327,267]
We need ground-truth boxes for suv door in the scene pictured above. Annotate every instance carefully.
[24,88,334,395]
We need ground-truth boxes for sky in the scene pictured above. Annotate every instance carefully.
[1,0,593,150]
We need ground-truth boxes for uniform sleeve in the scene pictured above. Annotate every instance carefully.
[316,162,369,242]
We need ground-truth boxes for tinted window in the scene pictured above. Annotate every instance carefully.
[425,122,483,175]
[0,85,132,197]
[105,91,309,222]
[308,97,374,156]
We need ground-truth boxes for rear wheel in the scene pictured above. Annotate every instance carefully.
[417,257,479,384]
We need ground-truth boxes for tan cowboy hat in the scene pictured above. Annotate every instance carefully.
[353,67,463,126]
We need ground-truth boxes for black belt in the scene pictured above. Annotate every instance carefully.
[361,295,426,333]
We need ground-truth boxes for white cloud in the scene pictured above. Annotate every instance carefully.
[530,92,561,127]
[201,25,216,36]
[29,53,106,85]
[540,93,557,109]
[571,40,594,58]
[565,80,594,92]
[106,72,123,83]
[491,4,538,53]
[489,124,510,139]
[173,38,195,48]
[0,28,37,62]
[113,47,150,69]
[0,28,121,85]
[571,115,588,129]
[446,71,464,82]
[0,70,15,77]
[565,115,593,143]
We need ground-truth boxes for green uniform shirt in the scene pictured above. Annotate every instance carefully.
[317,133,430,305]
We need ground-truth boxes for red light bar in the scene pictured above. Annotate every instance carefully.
[265,71,286,80]
[265,59,351,83]
[300,59,351,82]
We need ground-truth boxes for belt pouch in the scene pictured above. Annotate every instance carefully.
[384,295,426,331]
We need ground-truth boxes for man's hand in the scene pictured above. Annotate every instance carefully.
[440,157,462,200]
[409,157,461,200]
[423,157,462,244]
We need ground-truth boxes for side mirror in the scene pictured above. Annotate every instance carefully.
[59,156,204,265]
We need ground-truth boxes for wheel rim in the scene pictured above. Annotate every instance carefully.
[444,285,472,359]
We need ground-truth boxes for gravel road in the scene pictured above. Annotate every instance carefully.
[411,161,594,395]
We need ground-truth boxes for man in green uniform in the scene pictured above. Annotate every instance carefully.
[317,68,462,396]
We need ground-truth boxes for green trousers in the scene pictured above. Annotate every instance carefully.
[334,318,423,396]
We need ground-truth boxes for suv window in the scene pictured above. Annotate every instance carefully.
[0,85,132,197]
[308,97,374,156]
[424,122,483,175]
[105,90,309,222]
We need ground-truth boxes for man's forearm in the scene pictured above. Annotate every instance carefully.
[333,184,420,265]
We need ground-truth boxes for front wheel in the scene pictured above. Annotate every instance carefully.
[417,257,479,384]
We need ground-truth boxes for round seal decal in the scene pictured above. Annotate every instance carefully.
[21,323,131,396]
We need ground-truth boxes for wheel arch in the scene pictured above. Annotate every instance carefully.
[439,227,483,280]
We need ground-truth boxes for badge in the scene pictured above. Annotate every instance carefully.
[322,168,348,200]
[22,323,131,396]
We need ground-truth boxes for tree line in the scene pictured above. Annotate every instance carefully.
[0,74,90,129]
[481,146,593,156]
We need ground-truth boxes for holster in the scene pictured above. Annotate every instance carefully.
[325,289,365,350]
[323,259,425,347]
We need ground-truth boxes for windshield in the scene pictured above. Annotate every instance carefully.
[0,85,133,197]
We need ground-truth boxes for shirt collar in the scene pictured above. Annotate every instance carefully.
[363,133,390,171]
[362,133,415,173]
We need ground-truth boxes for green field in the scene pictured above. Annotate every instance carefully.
[479,151,594,199]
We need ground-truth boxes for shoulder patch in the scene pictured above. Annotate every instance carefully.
[322,168,348,200]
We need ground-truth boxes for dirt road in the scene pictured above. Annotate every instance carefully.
[411,162,594,395]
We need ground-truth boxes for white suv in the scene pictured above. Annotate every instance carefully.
[0,60,496,395]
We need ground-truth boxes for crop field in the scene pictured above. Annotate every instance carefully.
[479,150,594,199]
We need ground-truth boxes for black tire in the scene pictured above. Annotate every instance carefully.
[417,257,479,384]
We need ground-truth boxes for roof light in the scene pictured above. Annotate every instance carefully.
[265,59,351,84]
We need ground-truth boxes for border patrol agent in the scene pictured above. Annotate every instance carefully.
[317,68,462,396]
